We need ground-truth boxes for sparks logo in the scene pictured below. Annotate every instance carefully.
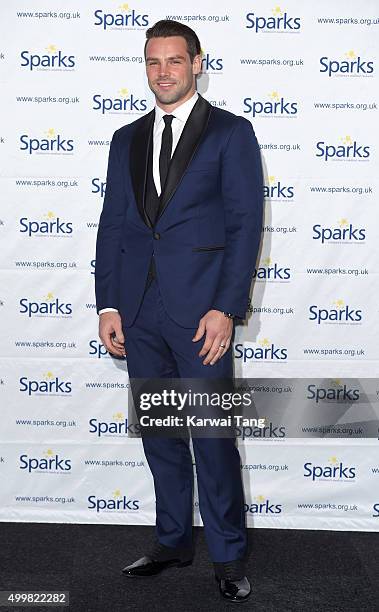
[19,371,72,396]
[253,256,291,281]
[308,298,362,325]
[246,5,301,33]
[243,90,298,117]
[19,448,72,473]
[94,3,149,30]
[235,337,288,362]
[245,494,282,514]
[88,489,140,512]
[19,127,74,155]
[200,48,223,72]
[316,135,370,161]
[19,292,73,318]
[20,44,76,71]
[91,177,106,198]
[304,456,356,481]
[312,218,366,244]
[307,379,360,403]
[92,87,147,115]
[89,413,140,437]
[238,420,286,438]
[264,175,294,199]
[19,211,73,237]
[320,50,374,77]
[89,340,110,358]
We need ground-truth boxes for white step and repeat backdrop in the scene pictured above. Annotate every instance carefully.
[1,1,378,530]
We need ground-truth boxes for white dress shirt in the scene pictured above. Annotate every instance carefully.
[99,91,199,315]
[152,91,198,195]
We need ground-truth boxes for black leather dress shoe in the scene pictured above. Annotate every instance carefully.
[213,559,251,602]
[122,542,193,577]
[217,576,251,603]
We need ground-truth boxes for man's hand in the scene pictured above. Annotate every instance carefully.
[192,309,233,365]
[99,311,126,357]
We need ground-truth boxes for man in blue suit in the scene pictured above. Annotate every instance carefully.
[95,20,263,603]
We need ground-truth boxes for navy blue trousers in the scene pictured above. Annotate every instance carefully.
[124,278,247,562]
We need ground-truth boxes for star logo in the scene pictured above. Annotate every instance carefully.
[113,489,122,498]
[43,448,54,457]
[268,175,276,184]
[45,128,56,137]
[255,494,266,502]
[262,256,272,266]
[45,292,54,301]
[113,412,124,421]
[118,3,130,11]
[272,6,283,16]
[331,379,342,387]
[118,88,129,97]
[345,50,356,59]
[341,135,352,145]
[339,218,348,227]
[269,91,279,100]
[332,298,344,308]
[44,371,54,380]
[44,211,56,219]
[46,44,57,54]
[329,456,338,465]
[259,338,270,348]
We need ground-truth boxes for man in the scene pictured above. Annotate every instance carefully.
[95,20,263,603]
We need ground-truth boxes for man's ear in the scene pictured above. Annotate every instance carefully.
[192,54,202,76]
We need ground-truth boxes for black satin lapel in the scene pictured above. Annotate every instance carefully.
[157,95,212,220]
[129,109,155,228]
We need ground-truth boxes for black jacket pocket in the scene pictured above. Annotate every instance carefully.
[192,245,225,252]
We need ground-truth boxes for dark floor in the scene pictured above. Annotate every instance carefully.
[0,523,378,612]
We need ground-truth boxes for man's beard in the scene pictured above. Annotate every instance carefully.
[150,80,192,106]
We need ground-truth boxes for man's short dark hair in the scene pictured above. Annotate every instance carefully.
[144,19,201,62]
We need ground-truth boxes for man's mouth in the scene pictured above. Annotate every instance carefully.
[157,82,176,89]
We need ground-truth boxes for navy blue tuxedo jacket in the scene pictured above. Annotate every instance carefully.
[95,94,263,328]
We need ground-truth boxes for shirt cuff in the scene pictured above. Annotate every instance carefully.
[98,308,119,315]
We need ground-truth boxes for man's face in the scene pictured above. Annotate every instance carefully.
[145,36,201,108]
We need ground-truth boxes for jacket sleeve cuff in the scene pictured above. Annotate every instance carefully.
[211,305,244,320]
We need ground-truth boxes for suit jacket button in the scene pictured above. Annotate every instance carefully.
[153,232,161,240]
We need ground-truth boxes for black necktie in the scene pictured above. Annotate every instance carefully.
[159,114,174,194]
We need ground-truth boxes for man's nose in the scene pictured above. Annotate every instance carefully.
[158,63,169,77]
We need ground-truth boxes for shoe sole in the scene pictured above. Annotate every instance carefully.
[219,593,251,604]
[122,559,193,577]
